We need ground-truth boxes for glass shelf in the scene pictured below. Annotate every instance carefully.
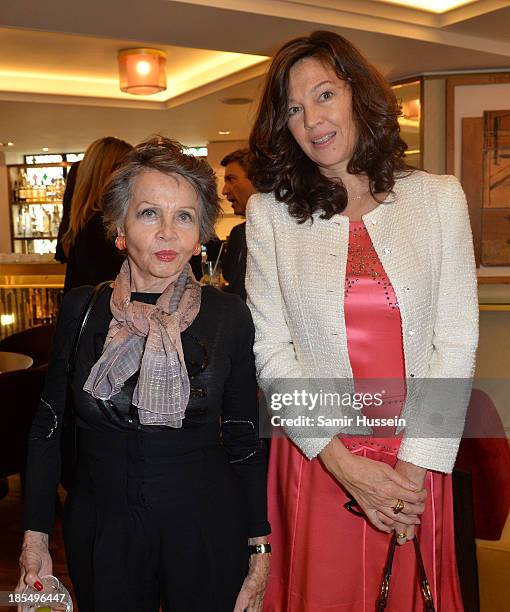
[10,201,63,206]
[13,236,58,240]
[8,163,70,255]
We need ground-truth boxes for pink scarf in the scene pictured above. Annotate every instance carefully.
[83,259,201,427]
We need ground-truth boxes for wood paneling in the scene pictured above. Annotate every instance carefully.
[483,110,510,209]
[445,73,510,175]
[481,209,510,265]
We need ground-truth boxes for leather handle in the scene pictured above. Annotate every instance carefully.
[377,534,436,611]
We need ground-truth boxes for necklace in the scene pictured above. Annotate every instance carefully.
[347,189,370,201]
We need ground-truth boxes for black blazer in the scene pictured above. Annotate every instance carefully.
[222,222,247,301]
[23,284,269,538]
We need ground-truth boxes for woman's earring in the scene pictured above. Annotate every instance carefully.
[115,235,126,251]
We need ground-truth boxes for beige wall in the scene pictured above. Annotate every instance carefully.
[422,78,446,175]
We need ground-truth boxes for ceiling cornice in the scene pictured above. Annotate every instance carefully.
[175,0,510,57]
[437,0,508,26]
[164,60,269,109]
[0,90,166,109]
[0,61,270,109]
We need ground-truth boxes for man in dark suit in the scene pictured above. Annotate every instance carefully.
[220,149,257,301]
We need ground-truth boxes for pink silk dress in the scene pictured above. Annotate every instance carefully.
[263,221,464,612]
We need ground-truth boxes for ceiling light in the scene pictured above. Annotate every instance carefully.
[42,147,49,152]
[118,48,167,95]
[136,61,152,76]
[375,0,475,13]
[7,142,14,146]
[218,130,231,135]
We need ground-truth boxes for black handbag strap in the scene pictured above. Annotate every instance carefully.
[63,281,111,477]
[377,533,436,612]
[67,281,111,379]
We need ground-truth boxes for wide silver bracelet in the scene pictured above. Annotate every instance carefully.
[248,543,272,555]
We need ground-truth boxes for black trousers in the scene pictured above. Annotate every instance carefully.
[63,429,249,612]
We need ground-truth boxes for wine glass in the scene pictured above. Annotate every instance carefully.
[21,575,73,612]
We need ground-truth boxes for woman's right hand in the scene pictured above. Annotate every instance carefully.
[319,438,427,532]
[15,530,53,612]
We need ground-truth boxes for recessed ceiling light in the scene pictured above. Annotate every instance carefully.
[7,142,14,146]
[375,0,475,13]
[221,97,252,106]
[42,147,49,152]
[218,130,231,135]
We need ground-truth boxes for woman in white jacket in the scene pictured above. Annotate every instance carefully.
[246,30,478,611]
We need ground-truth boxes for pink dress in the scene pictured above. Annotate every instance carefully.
[263,221,464,611]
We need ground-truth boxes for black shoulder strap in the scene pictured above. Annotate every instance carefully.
[67,280,111,379]
[61,280,111,489]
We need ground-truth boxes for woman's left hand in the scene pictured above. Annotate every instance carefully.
[389,460,427,545]
[233,543,270,612]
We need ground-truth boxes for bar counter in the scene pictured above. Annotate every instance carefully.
[0,257,65,340]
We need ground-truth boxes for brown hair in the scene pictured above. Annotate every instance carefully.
[63,136,132,245]
[220,148,252,174]
[249,30,410,222]
[102,136,220,243]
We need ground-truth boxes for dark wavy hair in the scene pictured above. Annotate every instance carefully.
[249,30,410,222]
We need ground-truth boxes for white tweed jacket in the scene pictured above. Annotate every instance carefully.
[245,170,479,473]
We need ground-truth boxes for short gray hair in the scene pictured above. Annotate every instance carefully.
[102,136,220,242]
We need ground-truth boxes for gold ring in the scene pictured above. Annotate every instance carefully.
[397,532,407,539]
[392,499,405,514]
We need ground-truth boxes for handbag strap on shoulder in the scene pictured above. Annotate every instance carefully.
[67,280,111,378]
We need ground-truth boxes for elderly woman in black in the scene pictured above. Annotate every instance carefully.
[17,137,270,612]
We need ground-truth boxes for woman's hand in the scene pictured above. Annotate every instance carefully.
[233,538,270,612]
[391,460,427,545]
[15,530,53,612]
[319,438,427,532]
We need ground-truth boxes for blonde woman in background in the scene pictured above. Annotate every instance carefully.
[62,136,132,292]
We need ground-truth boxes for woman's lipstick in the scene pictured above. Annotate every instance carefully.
[155,250,177,262]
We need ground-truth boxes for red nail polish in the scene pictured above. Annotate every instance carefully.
[34,581,43,591]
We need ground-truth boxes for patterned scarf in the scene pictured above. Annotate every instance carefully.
[83,259,201,427]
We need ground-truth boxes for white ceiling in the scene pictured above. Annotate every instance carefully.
[1,0,510,159]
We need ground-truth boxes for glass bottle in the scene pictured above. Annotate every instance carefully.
[24,206,32,237]
[18,175,27,202]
